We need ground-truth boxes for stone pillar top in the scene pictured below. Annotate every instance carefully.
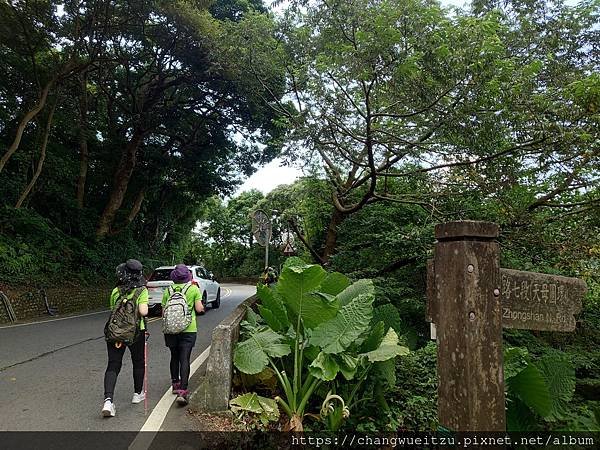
[435,220,499,240]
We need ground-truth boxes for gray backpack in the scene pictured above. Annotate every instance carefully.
[163,283,192,334]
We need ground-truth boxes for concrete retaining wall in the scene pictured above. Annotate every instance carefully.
[190,294,258,412]
[219,277,257,285]
[0,284,111,324]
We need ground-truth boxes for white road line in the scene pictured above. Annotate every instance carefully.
[128,346,211,450]
[0,310,108,329]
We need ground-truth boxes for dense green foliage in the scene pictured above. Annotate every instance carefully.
[185,190,278,278]
[0,0,284,283]
[233,257,409,430]
[235,0,599,264]
[1,0,599,433]
[215,0,599,430]
[221,172,599,430]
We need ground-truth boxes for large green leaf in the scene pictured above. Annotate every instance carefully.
[536,353,576,421]
[504,347,530,381]
[373,303,418,350]
[257,283,289,331]
[283,256,308,270]
[537,353,575,402]
[303,344,321,362]
[309,352,340,381]
[230,392,279,422]
[336,353,359,380]
[337,279,374,306]
[319,272,351,296]
[278,261,339,329]
[245,307,260,327]
[508,364,552,417]
[372,303,401,332]
[234,329,291,374]
[373,359,396,389]
[506,397,539,432]
[360,321,386,353]
[258,305,284,332]
[361,328,409,362]
[310,292,374,353]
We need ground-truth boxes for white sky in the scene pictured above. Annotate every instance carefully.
[234,157,302,196]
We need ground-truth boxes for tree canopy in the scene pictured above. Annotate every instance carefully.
[230,0,599,260]
[0,0,285,281]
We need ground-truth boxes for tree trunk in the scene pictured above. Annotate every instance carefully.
[76,74,89,208]
[0,78,55,173]
[125,186,146,226]
[108,186,147,235]
[15,99,57,208]
[288,218,325,265]
[322,208,346,263]
[96,130,146,237]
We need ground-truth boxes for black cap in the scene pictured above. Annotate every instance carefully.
[125,259,143,273]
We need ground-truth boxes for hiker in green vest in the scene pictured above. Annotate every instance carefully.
[101,259,148,418]
[261,266,277,286]
[161,264,204,406]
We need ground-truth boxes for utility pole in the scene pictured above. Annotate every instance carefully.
[265,226,270,269]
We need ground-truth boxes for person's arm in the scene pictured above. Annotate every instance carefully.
[192,286,204,314]
[137,289,149,317]
[160,288,170,316]
[109,287,118,310]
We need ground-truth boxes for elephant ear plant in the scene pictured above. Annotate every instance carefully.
[233,257,409,431]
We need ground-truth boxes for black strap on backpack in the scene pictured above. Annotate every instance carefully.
[118,286,143,302]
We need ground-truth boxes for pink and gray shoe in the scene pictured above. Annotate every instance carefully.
[175,389,189,406]
[171,381,180,394]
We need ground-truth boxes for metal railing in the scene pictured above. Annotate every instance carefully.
[0,287,59,323]
[38,286,58,316]
[0,290,17,322]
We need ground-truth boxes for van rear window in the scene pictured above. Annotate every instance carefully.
[148,269,173,281]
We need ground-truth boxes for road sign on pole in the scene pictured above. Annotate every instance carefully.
[280,229,295,256]
[252,210,271,247]
[252,209,272,268]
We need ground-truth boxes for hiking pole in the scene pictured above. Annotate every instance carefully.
[144,331,149,416]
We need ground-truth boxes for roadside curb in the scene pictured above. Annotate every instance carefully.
[189,294,258,413]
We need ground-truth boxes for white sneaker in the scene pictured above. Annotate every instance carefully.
[102,399,116,417]
[132,392,145,404]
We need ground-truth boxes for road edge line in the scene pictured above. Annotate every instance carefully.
[0,310,108,330]
[128,345,211,450]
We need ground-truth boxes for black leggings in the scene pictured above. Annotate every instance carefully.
[103,333,145,400]
[164,332,196,390]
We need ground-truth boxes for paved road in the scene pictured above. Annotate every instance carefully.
[0,284,255,431]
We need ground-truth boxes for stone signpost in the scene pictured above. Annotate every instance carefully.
[426,221,587,432]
